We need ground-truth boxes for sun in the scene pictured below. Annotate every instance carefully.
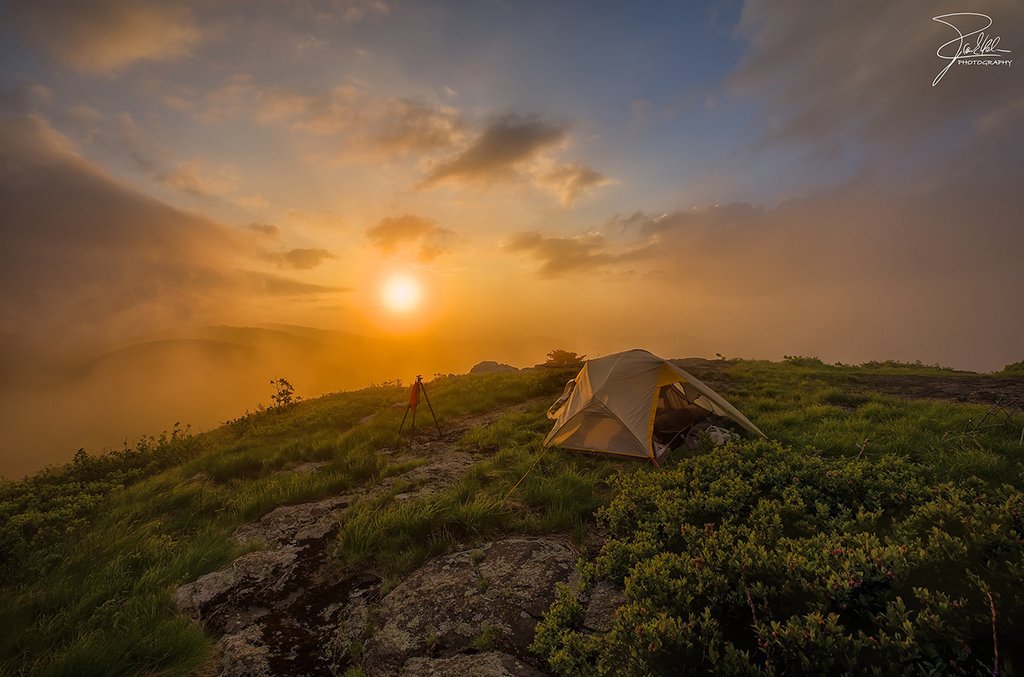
[381,274,422,313]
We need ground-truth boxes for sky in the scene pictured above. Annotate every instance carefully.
[0,1,1022,474]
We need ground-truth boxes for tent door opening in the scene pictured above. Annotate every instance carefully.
[651,383,710,454]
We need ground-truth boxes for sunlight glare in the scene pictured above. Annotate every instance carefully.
[381,274,422,313]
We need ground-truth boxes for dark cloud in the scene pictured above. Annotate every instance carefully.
[278,248,336,270]
[366,214,454,262]
[0,82,51,115]
[730,0,1024,153]
[3,0,199,73]
[421,115,568,187]
[0,114,340,353]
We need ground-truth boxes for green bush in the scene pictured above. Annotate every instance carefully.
[998,361,1024,376]
[0,425,198,579]
[533,440,1023,676]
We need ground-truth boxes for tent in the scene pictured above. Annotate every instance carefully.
[544,349,765,464]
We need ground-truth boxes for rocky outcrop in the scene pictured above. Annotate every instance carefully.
[175,447,478,676]
[175,401,580,676]
[469,361,519,375]
[362,536,577,675]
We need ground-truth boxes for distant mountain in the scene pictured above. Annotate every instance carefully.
[0,325,565,477]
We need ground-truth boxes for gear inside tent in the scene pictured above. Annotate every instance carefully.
[544,349,765,465]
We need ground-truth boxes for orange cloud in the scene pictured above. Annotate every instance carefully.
[366,214,454,262]
[5,0,200,73]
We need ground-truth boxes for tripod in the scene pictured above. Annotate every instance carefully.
[398,375,442,437]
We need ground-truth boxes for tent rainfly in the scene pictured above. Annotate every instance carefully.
[544,349,765,464]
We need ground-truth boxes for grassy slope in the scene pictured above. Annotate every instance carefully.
[1,361,1022,675]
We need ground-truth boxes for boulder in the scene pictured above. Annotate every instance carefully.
[361,536,577,675]
[469,361,519,375]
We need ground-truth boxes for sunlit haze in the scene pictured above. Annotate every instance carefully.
[1,0,1022,476]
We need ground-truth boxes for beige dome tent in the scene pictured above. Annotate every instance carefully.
[544,349,765,464]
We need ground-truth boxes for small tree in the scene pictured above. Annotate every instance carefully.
[270,378,299,409]
[545,349,585,366]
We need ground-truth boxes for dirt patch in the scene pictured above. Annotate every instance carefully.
[843,373,1024,405]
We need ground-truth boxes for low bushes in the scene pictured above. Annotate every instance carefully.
[533,439,1023,675]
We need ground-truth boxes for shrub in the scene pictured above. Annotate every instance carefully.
[998,361,1024,376]
[782,355,825,367]
[533,440,1023,675]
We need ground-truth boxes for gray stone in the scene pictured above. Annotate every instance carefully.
[400,651,544,676]
[175,546,301,632]
[218,626,273,677]
[582,582,625,634]
[362,536,577,675]
[232,495,353,547]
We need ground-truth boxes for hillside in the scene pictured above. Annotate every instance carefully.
[0,325,564,478]
[1,359,1023,676]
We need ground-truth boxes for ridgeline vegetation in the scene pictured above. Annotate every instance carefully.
[1,358,1022,675]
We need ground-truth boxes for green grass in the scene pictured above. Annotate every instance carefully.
[334,401,621,584]
[716,360,1024,484]
[2,360,1022,675]
[0,369,571,676]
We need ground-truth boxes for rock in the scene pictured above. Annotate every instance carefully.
[175,546,302,633]
[291,461,328,475]
[400,652,544,676]
[361,536,577,675]
[469,361,519,375]
[218,626,273,677]
[582,582,625,634]
[232,495,354,547]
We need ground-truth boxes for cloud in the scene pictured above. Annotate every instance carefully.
[245,223,282,238]
[535,162,614,207]
[243,271,344,295]
[4,0,200,73]
[63,109,250,201]
[199,81,610,203]
[503,231,653,278]
[290,0,390,23]
[505,129,1024,367]
[730,0,1024,153]
[202,79,465,160]
[165,159,241,198]
[0,113,341,351]
[421,114,568,186]
[366,214,454,262]
[0,82,52,115]
[278,248,336,270]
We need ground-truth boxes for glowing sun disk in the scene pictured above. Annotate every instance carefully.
[381,275,422,312]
